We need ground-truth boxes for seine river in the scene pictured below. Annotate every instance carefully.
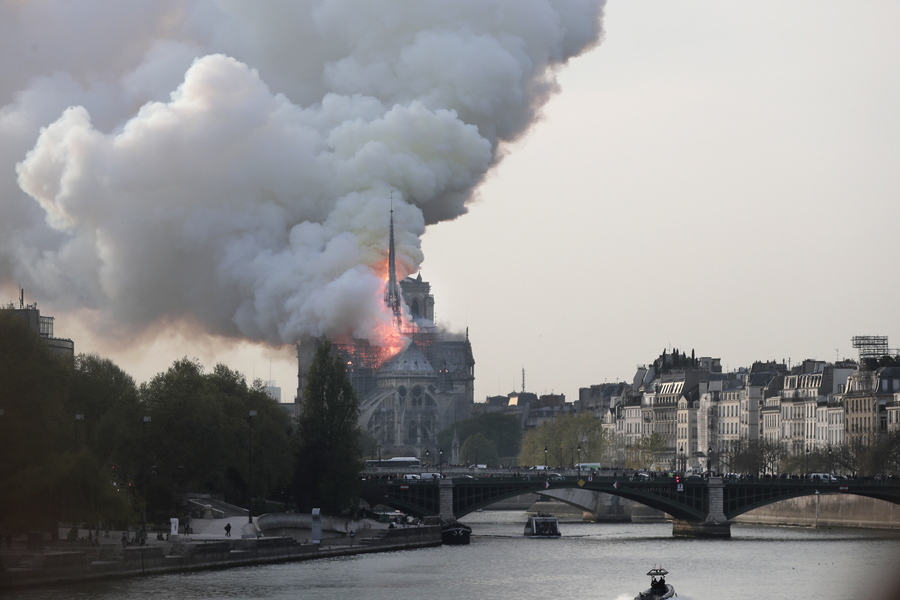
[10,511,900,600]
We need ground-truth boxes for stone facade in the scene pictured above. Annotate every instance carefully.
[336,275,474,459]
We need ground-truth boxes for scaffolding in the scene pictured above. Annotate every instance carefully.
[851,335,897,362]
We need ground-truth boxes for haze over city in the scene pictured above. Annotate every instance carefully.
[1,1,897,402]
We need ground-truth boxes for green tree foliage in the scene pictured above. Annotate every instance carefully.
[69,354,142,479]
[138,359,293,518]
[459,433,498,465]
[0,314,295,533]
[438,413,522,463]
[292,341,363,514]
[518,413,609,467]
[624,433,667,470]
[0,314,132,537]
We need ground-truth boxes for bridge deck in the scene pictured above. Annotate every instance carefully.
[360,472,900,523]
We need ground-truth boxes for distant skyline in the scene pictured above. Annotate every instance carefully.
[2,2,898,402]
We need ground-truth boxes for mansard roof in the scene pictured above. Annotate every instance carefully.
[748,371,778,387]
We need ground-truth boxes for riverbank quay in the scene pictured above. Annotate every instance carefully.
[0,522,441,590]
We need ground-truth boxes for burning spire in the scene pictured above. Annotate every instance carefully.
[384,202,403,329]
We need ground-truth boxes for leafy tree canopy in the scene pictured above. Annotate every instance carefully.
[292,341,363,514]
[437,412,522,461]
[519,413,609,467]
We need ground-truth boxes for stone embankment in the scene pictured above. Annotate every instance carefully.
[0,523,440,590]
[733,494,900,529]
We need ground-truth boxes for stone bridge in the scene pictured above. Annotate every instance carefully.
[358,473,900,538]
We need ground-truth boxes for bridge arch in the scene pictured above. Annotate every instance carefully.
[359,474,900,536]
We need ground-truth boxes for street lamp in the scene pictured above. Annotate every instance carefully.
[142,416,151,537]
[248,410,257,524]
[707,446,713,475]
[75,414,84,449]
[577,445,582,477]
[805,446,809,476]
[543,446,548,467]
[679,444,684,471]
[425,449,430,466]
[439,448,443,471]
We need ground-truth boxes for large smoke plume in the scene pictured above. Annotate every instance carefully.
[1,1,605,350]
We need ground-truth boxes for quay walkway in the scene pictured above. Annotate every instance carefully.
[0,517,440,590]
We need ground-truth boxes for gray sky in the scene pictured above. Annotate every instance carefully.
[426,1,900,399]
[2,1,897,402]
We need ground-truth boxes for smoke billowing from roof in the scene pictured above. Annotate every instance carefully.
[1,1,605,348]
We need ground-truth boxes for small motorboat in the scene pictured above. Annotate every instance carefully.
[441,520,472,545]
[523,513,561,537]
[635,566,676,600]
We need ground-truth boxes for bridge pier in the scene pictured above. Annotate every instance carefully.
[439,478,455,519]
[672,518,731,538]
[672,476,731,538]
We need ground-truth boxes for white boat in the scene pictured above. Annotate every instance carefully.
[523,513,561,537]
[635,567,675,600]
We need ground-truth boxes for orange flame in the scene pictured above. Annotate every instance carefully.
[347,259,417,367]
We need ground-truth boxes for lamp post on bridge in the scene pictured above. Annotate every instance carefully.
[707,446,713,475]
[439,448,443,471]
[425,449,430,466]
[248,410,256,524]
[577,445,582,477]
[543,446,548,468]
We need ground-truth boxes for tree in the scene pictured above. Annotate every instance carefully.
[460,433,498,466]
[0,312,70,537]
[69,354,142,487]
[138,359,294,519]
[438,413,522,463]
[140,358,229,501]
[630,433,667,470]
[292,341,363,514]
[518,413,609,467]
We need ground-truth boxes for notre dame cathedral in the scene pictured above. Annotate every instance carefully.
[297,211,474,460]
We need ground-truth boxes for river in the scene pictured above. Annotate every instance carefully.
[10,511,900,600]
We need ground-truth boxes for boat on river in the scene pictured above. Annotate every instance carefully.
[635,567,675,600]
[441,520,472,545]
[523,513,561,537]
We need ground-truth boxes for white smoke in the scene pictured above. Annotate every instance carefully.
[1,0,605,348]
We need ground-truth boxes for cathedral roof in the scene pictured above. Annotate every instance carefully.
[378,342,435,375]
